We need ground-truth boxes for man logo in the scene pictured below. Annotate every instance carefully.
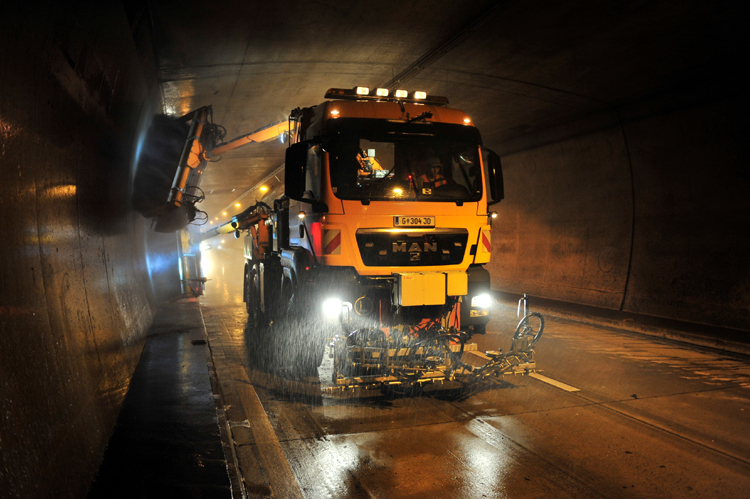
[410,253,420,261]
[392,242,438,252]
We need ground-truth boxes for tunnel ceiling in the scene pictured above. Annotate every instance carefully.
[149,0,742,220]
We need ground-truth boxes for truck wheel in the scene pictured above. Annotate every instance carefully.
[279,274,296,319]
[246,264,262,329]
[243,263,250,305]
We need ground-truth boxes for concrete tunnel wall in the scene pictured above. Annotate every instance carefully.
[0,4,173,498]
[491,97,750,332]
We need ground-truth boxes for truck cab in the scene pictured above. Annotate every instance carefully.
[281,87,503,337]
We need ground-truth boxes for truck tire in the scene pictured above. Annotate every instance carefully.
[245,263,262,329]
[279,274,295,318]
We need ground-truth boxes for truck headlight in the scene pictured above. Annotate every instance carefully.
[471,293,492,309]
[322,298,344,319]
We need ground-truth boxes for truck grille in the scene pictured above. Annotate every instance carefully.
[356,229,468,267]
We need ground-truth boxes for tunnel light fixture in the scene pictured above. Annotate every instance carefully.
[356,86,370,95]
[298,211,306,220]
[394,89,408,99]
[259,185,269,193]
[222,211,228,216]
[235,202,241,208]
[376,88,389,97]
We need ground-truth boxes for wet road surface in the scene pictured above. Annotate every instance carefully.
[197,255,750,498]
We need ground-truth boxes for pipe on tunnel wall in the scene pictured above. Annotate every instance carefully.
[0,3,173,498]
[491,98,750,332]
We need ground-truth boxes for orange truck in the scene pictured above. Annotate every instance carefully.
[244,87,505,385]
[162,87,541,388]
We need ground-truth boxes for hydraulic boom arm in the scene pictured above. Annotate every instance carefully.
[155,106,292,232]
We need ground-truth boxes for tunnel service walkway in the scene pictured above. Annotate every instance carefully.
[87,300,233,499]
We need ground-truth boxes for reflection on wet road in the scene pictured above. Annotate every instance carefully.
[199,246,750,498]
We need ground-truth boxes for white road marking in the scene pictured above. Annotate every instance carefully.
[529,372,580,392]
[466,351,580,392]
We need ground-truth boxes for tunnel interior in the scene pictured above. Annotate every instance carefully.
[0,1,748,497]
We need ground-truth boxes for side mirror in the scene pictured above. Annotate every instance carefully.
[285,142,308,201]
[485,149,504,205]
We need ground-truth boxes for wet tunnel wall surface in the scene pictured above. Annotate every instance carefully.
[0,4,170,498]
[491,97,750,332]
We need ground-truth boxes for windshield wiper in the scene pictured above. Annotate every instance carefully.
[407,111,433,123]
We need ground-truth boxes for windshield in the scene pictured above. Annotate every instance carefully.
[326,119,483,203]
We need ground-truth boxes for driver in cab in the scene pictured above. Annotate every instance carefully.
[418,158,447,191]
[357,149,383,177]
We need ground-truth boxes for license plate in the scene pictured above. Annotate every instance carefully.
[394,216,435,227]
